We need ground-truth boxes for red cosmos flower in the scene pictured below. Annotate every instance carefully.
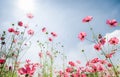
[0,59,5,64]
[42,27,46,32]
[27,13,34,19]
[27,29,34,35]
[8,28,15,33]
[51,32,57,37]
[106,19,118,27]
[82,16,93,23]
[18,21,23,26]
[68,61,76,66]
[78,32,87,41]
[109,37,119,45]
[94,43,101,51]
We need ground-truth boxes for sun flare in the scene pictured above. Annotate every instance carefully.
[18,0,35,12]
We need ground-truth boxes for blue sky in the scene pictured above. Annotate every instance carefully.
[0,0,120,65]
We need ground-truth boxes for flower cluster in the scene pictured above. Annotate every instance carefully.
[57,58,116,77]
[18,60,39,77]
[0,13,120,77]
[0,13,35,77]
[77,16,120,77]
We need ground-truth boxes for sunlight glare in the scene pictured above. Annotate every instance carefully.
[18,0,35,12]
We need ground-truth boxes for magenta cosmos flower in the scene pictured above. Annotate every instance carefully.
[0,59,5,64]
[78,32,87,41]
[42,27,46,32]
[106,19,118,27]
[48,37,53,42]
[51,32,57,37]
[68,61,76,66]
[8,28,15,33]
[109,37,119,45]
[82,16,93,22]
[18,21,23,26]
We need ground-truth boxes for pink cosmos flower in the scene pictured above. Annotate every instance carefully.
[13,39,17,43]
[98,34,102,39]
[58,70,64,77]
[106,19,118,27]
[76,60,81,64]
[109,37,119,45]
[14,30,20,35]
[91,58,99,63]
[18,21,23,26]
[27,29,34,35]
[99,60,107,64]
[64,72,69,77]
[39,52,42,58]
[18,63,36,76]
[8,28,15,33]
[78,32,87,41]
[72,73,81,77]
[27,13,34,19]
[46,51,52,58]
[42,27,46,32]
[97,64,104,72]
[24,24,29,28]
[105,51,116,58]
[107,63,112,67]
[26,59,31,63]
[90,64,97,72]
[81,74,87,77]
[51,32,57,37]
[94,43,101,51]
[66,67,73,73]
[46,51,50,56]
[82,16,93,23]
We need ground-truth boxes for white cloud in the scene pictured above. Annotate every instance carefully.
[105,30,120,39]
